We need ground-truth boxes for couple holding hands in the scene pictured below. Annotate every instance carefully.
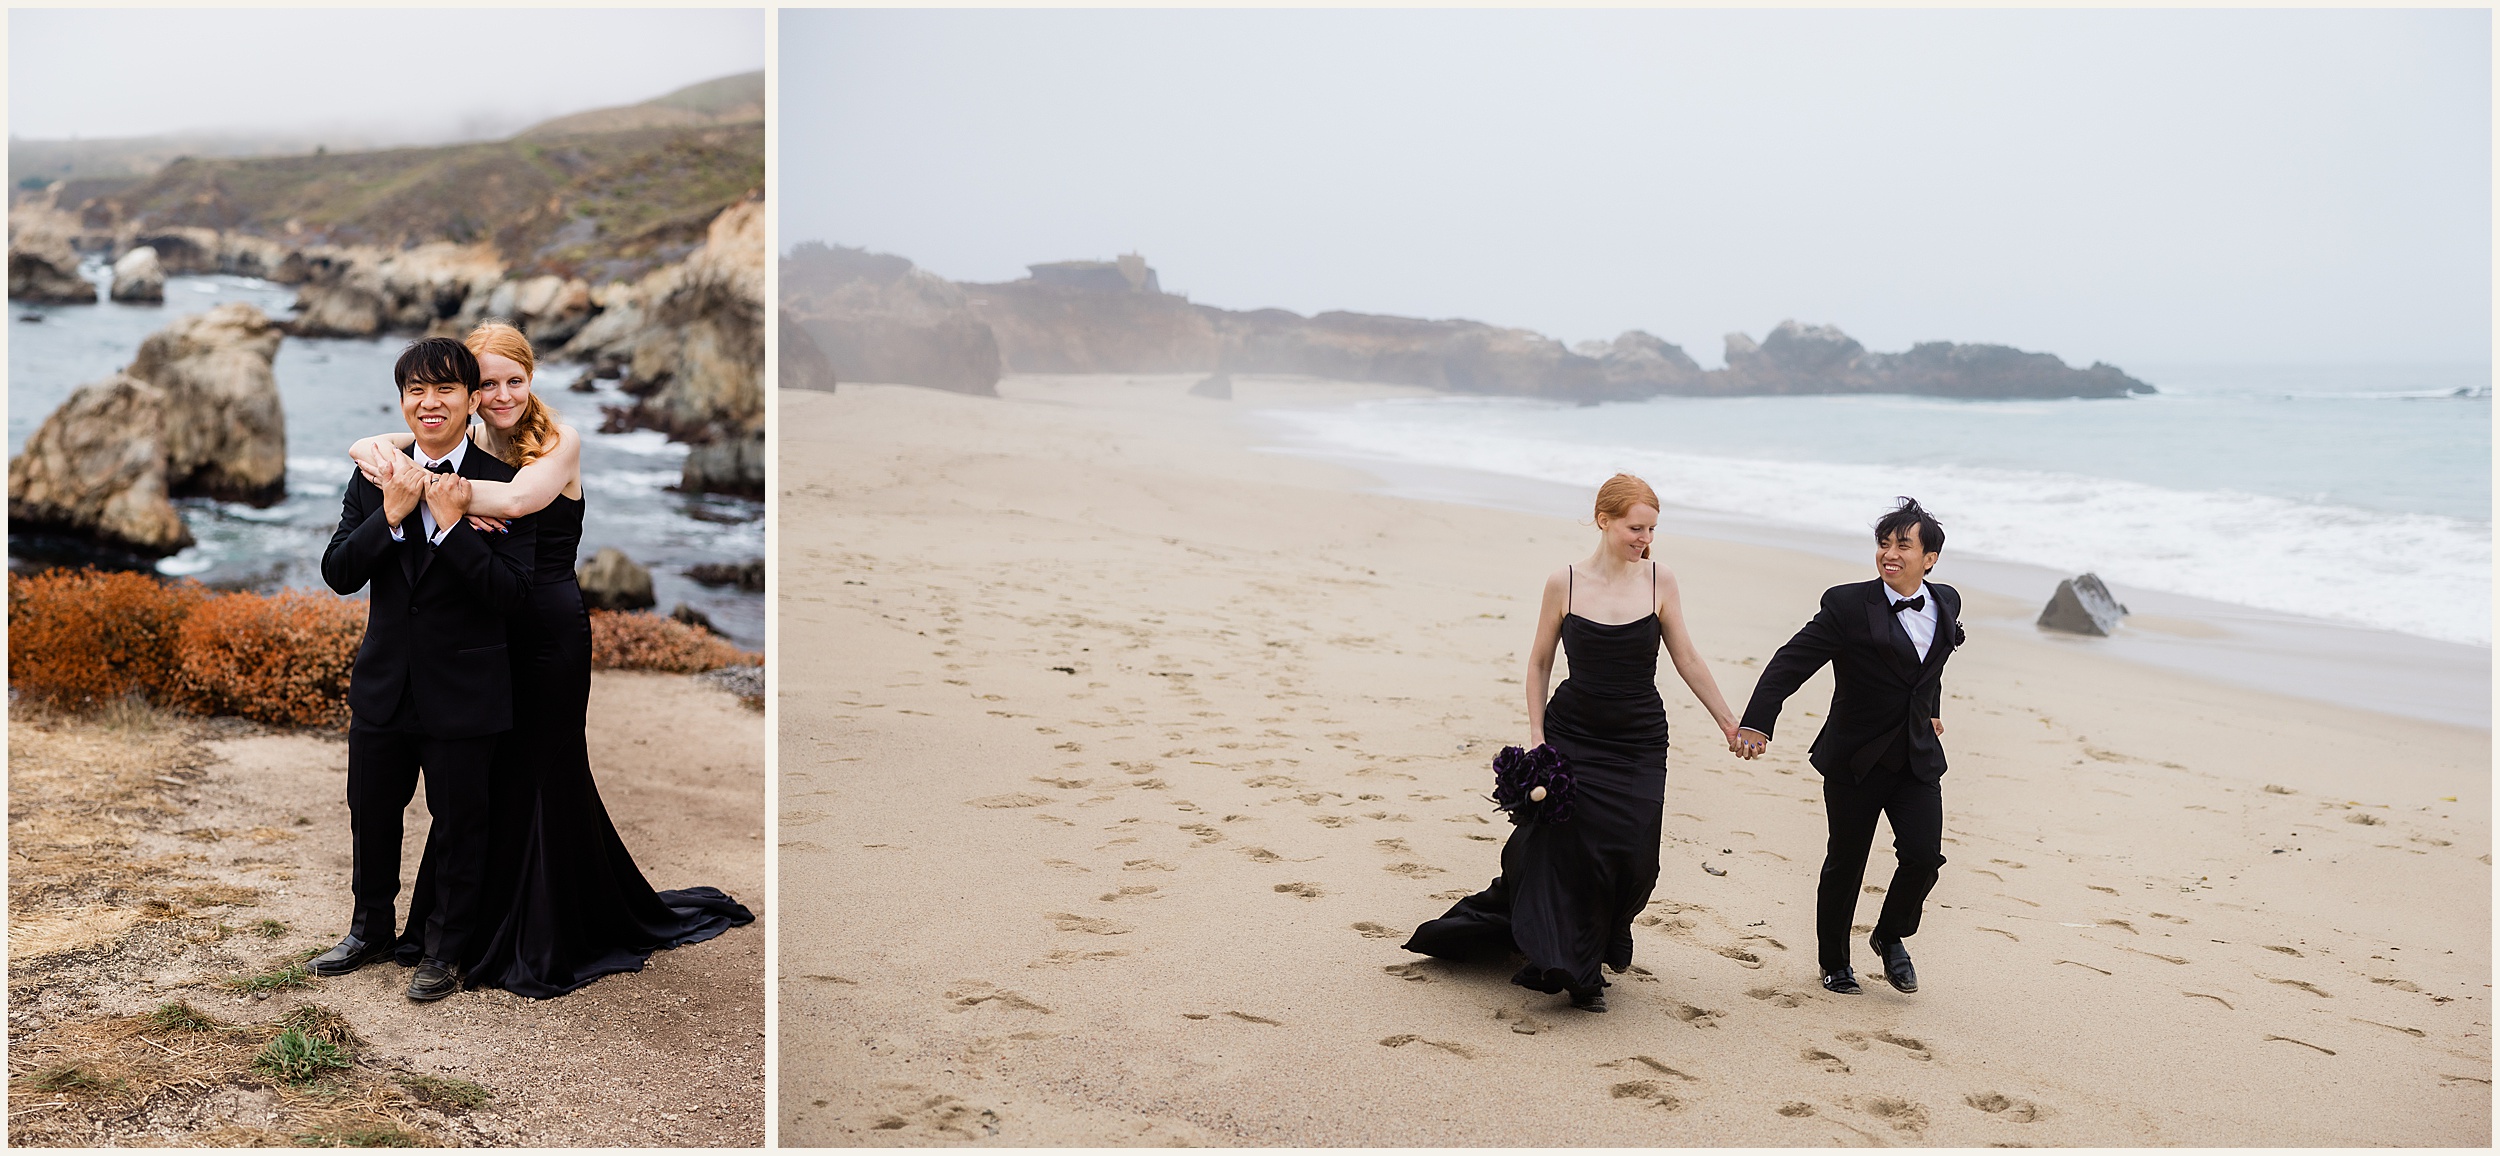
[314,324,751,1003]
[1409,475,1961,1008]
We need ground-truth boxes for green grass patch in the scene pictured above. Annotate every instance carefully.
[394,1073,492,1111]
[16,1063,128,1095]
[146,1000,226,1033]
[253,1028,350,1084]
[292,1125,428,1147]
[276,1004,363,1049]
[223,960,318,993]
[253,918,290,939]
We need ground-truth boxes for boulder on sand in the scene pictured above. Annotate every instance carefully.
[9,227,94,304]
[110,246,166,303]
[8,302,288,556]
[2037,573,2130,636]
[577,547,657,611]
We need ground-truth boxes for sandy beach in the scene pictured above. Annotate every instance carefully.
[8,671,765,1147]
[777,375,2490,1145]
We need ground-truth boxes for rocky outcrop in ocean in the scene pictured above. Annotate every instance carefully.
[781,243,1001,395]
[799,247,2155,402]
[8,302,287,555]
[8,223,94,304]
[109,246,165,303]
[574,194,765,496]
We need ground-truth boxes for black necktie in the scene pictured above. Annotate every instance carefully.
[1891,595,1925,614]
[426,460,454,475]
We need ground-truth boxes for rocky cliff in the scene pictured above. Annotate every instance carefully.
[578,194,766,495]
[9,303,287,555]
[800,248,2152,402]
[781,243,1000,395]
[8,215,93,304]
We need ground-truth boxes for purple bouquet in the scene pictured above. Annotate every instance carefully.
[1489,743,1575,825]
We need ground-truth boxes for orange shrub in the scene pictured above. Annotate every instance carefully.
[175,591,364,728]
[7,569,211,708]
[588,610,759,673]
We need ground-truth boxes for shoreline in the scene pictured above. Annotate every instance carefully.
[779,375,2489,1146]
[1255,431,2492,730]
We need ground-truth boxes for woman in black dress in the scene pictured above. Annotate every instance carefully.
[1406,473,1744,1012]
[352,321,752,998]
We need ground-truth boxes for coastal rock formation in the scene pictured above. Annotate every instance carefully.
[816,246,2158,402]
[577,547,657,611]
[2037,573,2130,636]
[782,243,1001,394]
[286,242,505,338]
[779,310,837,392]
[109,246,164,303]
[1719,319,2152,398]
[9,226,93,304]
[580,195,766,496]
[8,302,288,555]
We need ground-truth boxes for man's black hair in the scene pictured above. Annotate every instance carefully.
[1875,496,1944,557]
[393,337,481,391]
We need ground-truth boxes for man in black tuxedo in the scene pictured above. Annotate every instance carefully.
[313,338,535,1002]
[1733,498,1963,996]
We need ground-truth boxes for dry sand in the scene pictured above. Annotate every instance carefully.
[8,671,765,1147]
[777,375,2490,1146]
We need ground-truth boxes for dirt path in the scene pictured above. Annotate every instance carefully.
[8,671,765,1147]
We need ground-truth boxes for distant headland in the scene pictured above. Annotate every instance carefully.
[781,242,2154,402]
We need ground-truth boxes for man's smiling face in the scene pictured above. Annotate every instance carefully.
[401,376,474,453]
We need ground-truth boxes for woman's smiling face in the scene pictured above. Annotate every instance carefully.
[476,351,532,431]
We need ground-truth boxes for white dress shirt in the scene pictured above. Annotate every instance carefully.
[1892,581,1937,661]
[386,437,468,547]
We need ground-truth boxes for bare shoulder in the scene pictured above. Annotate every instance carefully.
[551,424,582,452]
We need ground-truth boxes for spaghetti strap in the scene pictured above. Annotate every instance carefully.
[1649,561,1656,606]
[1566,566,1574,615]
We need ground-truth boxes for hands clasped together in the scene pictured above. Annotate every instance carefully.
[370,451,506,534]
[1723,718,1941,761]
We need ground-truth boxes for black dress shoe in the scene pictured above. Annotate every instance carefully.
[309,933,396,977]
[406,958,460,1002]
[1870,935,1918,993]
[1820,968,1863,995]
[1569,988,1609,1013]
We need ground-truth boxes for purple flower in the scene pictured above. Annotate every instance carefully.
[1489,743,1575,824]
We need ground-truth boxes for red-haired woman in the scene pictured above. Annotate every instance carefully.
[1406,473,1744,1012]
[350,321,751,999]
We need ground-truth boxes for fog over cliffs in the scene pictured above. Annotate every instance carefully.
[781,243,2153,402]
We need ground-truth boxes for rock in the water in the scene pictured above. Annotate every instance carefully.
[669,602,721,635]
[2037,573,2130,636]
[577,547,657,611]
[579,194,766,496]
[9,227,94,304]
[781,242,1001,394]
[779,308,837,392]
[287,241,503,338]
[109,246,165,303]
[687,558,766,592]
[1189,371,1233,400]
[1718,319,2152,399]
[8,302,288,555]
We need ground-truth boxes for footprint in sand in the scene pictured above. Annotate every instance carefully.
[1382,963,1434,983]
[944,982,1054,1015]
[1713,945,1764,969]
[1776,1102,1817,1118]
[1385,862,1445,878]
[1429,889,1474,902]
[1669,1003,1723,1028]
[1374,838,1414,855]
[2262,945,2304,957]
[1598,1056,1696,1080]
[1965,1092,2043,1122]
[1098,886,1160,903]
[2265,976,2332,998]
[1495,1007,1552,1035]
[1609,1081,1684,1110]
[1352,921,1404,939]
[1274,882,1324,898]
[1123,858,1176,872]
[1802,1048,1851,1074]
[970,793,1052,809]
[1223,1011,1282,1026]
[1745,986,1805,1008]
[1238,847,1283,863]
[1379,1034,1475,1058]
[1861,1097,1929,1132]
[1047,912,1133,935]
[1030,949,1128,968]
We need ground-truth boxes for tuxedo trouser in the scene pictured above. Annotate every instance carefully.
[1816,763,1945,974]
[346,715,499,966]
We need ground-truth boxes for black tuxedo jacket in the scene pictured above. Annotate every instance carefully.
[1739,579,1964,782]
[320,445,536,740]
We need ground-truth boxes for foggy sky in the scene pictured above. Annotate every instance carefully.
[783,9,2491,369]
[10,9,763,146]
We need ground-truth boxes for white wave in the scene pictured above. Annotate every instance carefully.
[1279,405,2493,647]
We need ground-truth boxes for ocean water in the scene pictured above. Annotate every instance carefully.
[7,266,765,648]
[1271,365,2492,648]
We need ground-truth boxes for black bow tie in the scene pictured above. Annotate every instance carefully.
[1891,595,1925,614]
[425,460,455,474]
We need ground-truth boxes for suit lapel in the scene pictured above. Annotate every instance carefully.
[1922,589,1958,673]
[1866,582,1919,671]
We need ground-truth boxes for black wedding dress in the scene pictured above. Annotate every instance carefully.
[399,492,752,997]
[1405,565,1671,998]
